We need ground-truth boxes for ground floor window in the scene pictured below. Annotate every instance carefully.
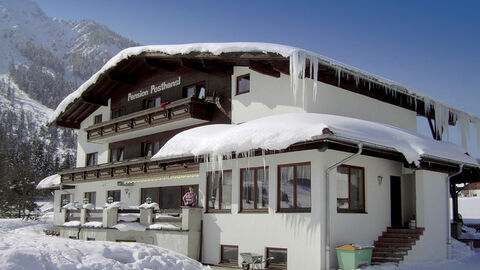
[60,194,70,207]
[206,171,232,212]
[336,165,365,213]
[84,192,96,206]
[266,247,287,269]
[220,245,238,265]
[240,167,268,212]
[278,163,311,212]
[140,185,199,209]
[107,190,121,202]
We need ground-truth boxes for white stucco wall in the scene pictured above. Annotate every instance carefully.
[76,101,111,168]
[231,66,417,131]
[200,150,403,270]
[327,152,402,269]
[403,170,448,263]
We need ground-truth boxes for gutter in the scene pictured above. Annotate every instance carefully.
[324,143,363,270]
[446,164,463,260]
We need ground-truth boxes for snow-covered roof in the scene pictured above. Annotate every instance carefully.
[50,42,480,149]
[36,174,60,190]
[151,113,478,167]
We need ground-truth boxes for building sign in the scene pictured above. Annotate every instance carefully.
[127,76,181,102]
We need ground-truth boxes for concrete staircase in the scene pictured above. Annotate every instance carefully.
[371,227,424,265]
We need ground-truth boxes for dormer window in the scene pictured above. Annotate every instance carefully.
[94,114,102,124]
[236,74,250,95]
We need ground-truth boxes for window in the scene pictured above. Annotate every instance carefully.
[183,82,206,99]
[142,142,154,157]
[94,114,102,124]
[206,171,232,212]
[60,194,70,207]
[107,190,121,202]
[266,248,287,269]
[140,185,199,209]
[236,74,250,95]
[278,163,311,211]
[142,141,161,157]
[337,165,365,213]
[111,107,126,119]
[84,192,96,206]
[240,167,269,211]
[143,96,162,110]
[220,245,238,265]
[86,152,98,166]
[110,147,124,162]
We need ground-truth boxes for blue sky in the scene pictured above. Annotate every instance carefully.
[35,0,480,156]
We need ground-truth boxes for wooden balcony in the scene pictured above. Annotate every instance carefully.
[85,97,213,143]
[60,157,199,184]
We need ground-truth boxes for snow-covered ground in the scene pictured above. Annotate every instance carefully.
[0,214,207,270]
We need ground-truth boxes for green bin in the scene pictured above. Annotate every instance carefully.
[335,244,373,270]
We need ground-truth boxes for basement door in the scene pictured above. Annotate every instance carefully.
[390,176,402,228]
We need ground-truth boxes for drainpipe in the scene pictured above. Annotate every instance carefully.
[324,143,363,270]
[446,164,463,260]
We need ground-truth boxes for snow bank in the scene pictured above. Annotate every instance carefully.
[139,202,160,210]
[62,220,80,227]
[36,174,60,189]
[113,222,146,232]
[148,223,180,230]
[152,113,478,167]
[49,42,480,150]
[0,218,206,270]
[83,221,103,228]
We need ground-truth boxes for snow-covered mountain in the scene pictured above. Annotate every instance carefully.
[0,0,138,160]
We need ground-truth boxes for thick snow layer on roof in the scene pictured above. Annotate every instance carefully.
[152,113,478,167]
[36,174,60,189]
[50,43,480,151]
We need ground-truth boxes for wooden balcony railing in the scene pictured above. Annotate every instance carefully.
[85,97,213,142]
[60,157,199,184]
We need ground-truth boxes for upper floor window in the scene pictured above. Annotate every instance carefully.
[110,147,124,162]
[143,96,162,110]
[142,141,160,157]
[337,165,365,213]
[206,170,232,212]
[278,162,311,212]
[236,74,250,95]
[240,167,269,212]
[94,114,102,124]
[111,107,126,119]
[86,152,98,167]
[183,82,206,99]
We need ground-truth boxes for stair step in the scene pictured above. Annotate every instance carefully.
[372,252,404,258]
[373,247,409,254]
[378,236,416,243]
[371,257,401,263]
[382,232,421,239]
[374,241,413,248]
[387,227,424,234]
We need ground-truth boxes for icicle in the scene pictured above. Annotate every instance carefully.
[354,75,360,88]
[261,149,266,172]
[312,57,318,102]
[433,101,450,141]
[289,50,307,105]
[337,68,342,87]
[457,111,470,149]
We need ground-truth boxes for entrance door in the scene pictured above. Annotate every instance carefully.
[390,176,402,228]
